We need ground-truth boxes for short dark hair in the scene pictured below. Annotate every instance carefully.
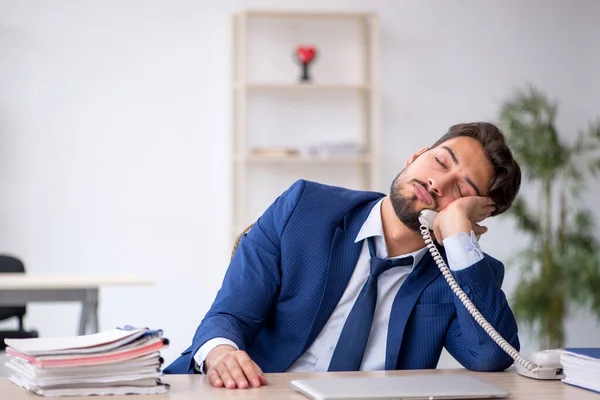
[431,122,521,216]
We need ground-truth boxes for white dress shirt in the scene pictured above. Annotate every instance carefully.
[194,199,484,373]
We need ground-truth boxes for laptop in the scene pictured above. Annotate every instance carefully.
[291,375,509,400]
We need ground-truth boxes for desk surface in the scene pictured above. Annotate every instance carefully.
[1,369,598,399]
[0,274,153,289]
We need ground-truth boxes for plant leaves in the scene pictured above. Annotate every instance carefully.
[500,85,600,347]
[507,197,541,237]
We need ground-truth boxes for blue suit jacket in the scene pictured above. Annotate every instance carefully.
[165,180,519,374]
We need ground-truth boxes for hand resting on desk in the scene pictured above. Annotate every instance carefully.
[205,345,268,389]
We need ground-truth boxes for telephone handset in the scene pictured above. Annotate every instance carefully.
[418,209,564,380]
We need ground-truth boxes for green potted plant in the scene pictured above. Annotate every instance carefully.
[499,85,600,349]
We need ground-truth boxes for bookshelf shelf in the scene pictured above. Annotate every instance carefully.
[237,154,372,164]
[236,82,371,91]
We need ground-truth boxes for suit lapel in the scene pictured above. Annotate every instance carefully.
[384,245,445,369]
[303,197,383,352]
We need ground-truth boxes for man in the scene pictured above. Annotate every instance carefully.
[165,122,522,390]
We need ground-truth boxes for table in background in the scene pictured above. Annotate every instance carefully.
[1,369,599,399]
[0,274,153,335]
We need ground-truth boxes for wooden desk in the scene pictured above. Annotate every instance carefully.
[1,369,598,399]
[0,274,153,335]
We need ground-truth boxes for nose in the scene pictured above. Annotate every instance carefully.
[427,177,442,197]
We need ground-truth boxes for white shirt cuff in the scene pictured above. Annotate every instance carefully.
[442,230,484,271]
[193,338,239,374]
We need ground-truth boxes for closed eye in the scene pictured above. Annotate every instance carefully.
[456,184,464,197]
[435,157,446,169]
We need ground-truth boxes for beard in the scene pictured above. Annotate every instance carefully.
[389,170,438,232]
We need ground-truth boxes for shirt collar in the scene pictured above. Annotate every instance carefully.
[355,198,428,269]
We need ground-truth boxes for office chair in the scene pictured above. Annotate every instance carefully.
[0,255,39,351]
[231,224,253,259]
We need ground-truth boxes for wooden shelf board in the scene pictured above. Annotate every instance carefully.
[238,10,376,19]
[237,154,372,164]
[236,83,371,91]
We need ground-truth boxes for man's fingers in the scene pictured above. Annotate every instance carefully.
[254,364,268,385]
[256,370,268,385]
[216,364,236,389]
[473,225,487,234]
[236,353,262,388]
[207,368,224,388]
[473,223,488,239]
[471,197,495,217]
[479,196,494,206]
[484,199,496,217]
[224,356,249,389]
[208,350,264,390]
[473,204,495,222]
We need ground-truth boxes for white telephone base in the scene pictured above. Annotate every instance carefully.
[514,349,564,380]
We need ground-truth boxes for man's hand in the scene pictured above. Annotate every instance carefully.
[204,345,268,389]
[432,197,495,245]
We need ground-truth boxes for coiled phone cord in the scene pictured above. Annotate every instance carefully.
[419,222,538,371]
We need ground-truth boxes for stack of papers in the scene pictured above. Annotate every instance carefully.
[4,326,169,397]
[561,348,600,393]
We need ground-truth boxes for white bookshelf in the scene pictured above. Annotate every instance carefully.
[231,10,380,238]
[238,83,371,91]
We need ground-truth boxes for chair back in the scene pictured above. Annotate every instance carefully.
[0,255,26,323]
[231,224,253,259]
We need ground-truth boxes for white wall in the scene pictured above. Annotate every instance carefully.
[1,0,599,368]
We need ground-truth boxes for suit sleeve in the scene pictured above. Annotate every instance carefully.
[443,256,520,372]
[183,180,307,371]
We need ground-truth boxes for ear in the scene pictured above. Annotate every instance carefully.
[405,147,428,167]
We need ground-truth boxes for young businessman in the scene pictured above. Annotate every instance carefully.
[165,122,523,390]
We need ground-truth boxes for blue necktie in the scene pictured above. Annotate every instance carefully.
[328,236,414,371]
